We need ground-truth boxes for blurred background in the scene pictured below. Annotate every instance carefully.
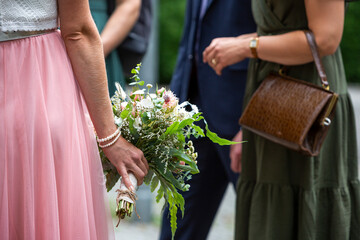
[156,1,360,85]
[111,1,360,239]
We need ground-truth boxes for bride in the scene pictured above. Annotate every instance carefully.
[0,0,148,239]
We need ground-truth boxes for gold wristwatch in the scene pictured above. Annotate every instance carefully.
[249,37,259,58]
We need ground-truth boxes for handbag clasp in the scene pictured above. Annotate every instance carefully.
[323,118,331,126]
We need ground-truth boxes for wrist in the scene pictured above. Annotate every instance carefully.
[97,126,122,148]
[249,37,259,59]
[95,122,118,140]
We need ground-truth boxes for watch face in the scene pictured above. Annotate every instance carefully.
[250,39,257,48]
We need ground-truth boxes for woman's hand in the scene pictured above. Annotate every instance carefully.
[230,130,243,173]
[102,137,149,190]
[202,34,255,75]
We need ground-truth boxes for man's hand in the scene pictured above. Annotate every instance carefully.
[230,130,242,173]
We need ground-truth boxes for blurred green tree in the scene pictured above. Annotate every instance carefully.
[158,0,186,84]
[341,1,360,83]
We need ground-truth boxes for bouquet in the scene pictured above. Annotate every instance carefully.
[99,64,239,239]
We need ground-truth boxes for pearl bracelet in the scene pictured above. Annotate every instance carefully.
[97,128,120,143]
[99,130,121,148]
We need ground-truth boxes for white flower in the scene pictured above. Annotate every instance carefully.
[179,101,199,114]
[132,90,145,95]
[138,98,154,109]
[177,107,191,120]
[121,102,128,110]
[146,84,153,88]
[114,116,123,126]
[133,116,142,130]
[115,82,127,100]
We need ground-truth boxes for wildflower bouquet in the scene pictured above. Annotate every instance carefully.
[99,64,238,239]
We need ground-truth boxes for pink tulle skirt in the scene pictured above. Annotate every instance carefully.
[0,31,114,240]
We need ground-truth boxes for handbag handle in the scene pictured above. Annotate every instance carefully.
[304,30,330,90]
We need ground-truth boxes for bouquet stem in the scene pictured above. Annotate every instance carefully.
[115,173,140,226]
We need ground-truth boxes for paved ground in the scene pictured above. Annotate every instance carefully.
[109,85,360,240]
[110,184,236,240]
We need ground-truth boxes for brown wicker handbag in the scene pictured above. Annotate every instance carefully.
[239,31,338,156]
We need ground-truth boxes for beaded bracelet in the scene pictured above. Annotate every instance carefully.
[99,130,121,148]
[97,128,120,143]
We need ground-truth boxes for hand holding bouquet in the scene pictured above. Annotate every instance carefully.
[99,64,240,239]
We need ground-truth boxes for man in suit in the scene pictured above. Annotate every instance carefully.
[159,0,256,239]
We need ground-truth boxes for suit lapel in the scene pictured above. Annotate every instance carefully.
[192,0,202,20]
[200,0,215,21]
[206,0,215,11]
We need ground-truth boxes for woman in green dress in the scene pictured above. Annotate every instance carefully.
[203,0,360,239]
[89,0,140,95]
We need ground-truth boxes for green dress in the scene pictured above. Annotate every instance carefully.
[235,0,360,239]
[89,0,126,96]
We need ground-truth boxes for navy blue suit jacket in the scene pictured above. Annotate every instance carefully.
[170,0,256,137]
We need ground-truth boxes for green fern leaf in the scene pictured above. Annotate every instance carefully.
[150,175,159,192]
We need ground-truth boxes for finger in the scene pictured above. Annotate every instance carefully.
[230,144,242,173]
[236,153,242,173]
[136,157,148,176]
[133,149,148,173]
[129,165,146,186]
[141,154,149,171]
[230,151,239,173]
[119,168,135,191]
[215,65,223,76]
[203,46,213,63]
[233,157,241,173]
[231,159,240,173]
[208,50,217,66]
[203,41,217,63]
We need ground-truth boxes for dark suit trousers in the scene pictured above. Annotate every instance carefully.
[160,67,239,238]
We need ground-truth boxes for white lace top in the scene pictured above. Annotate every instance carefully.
[0,0,58,32]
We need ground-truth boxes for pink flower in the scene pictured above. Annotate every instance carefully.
[162,91,178,111]
[131,110,136,117]
[120,102,128,110]
[157,87,166,96]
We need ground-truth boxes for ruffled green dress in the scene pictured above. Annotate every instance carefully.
[89,0,126,96]
[235,0,360,239]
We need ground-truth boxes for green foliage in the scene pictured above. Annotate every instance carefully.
[150,175,160,192]
[341,2,360,83]
[159,0,187,84]
[205,125,244,145]
[156,186,164,203]
[144,169,154,185]
[169,193,178,240]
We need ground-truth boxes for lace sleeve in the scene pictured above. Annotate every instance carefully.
[0,0,58,32]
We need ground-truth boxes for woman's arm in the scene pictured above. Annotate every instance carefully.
[58,0,148,190]
[203,0,344,75]
[101,0,141,57]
